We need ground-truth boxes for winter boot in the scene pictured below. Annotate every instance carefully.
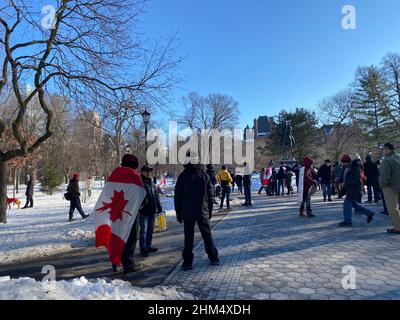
[181,263,193,271]
[299,207,306,218]
[147,247,158,253]
[210,258,220,266]
[140,250,149,257]
[123,263,143,275]
[339,221,353,227]
[307,208,315,218]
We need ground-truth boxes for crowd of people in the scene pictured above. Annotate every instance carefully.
[283,143,399,232]
[15,142,399,274]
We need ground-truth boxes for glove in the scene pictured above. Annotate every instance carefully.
[177,217,183,224]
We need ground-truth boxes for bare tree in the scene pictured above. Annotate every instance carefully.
[179,92,239,134]
[177,92,240,163]
[318,89,358,160]
[0,0,181,223]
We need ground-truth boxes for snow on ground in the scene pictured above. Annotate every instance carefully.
[0,182,102,265]
[0,276,194,300]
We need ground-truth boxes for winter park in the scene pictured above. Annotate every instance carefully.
[1,0,400,307]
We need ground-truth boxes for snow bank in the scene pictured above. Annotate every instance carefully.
[0,183,101,265]
[0,276,194,300]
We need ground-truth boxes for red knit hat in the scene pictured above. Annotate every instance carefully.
[341,154,352,163]
[73,173,80,179]
[303,157,313,167]
[121,154,139,169]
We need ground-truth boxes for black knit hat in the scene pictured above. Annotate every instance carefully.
[384,143,395,151]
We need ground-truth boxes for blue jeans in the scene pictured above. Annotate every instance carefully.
[321,183,332,200]
[139,213,156,251]
[244,184,252,204]
[343,198,374,223]
[278,179,285,195]
[69,197,85,219]
[220,186,231,208]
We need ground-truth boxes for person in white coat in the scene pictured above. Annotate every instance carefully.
[86,177,93,198]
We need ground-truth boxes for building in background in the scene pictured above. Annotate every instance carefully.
[243,116,275,169]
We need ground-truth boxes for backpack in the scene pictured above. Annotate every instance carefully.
[64,192,72,201]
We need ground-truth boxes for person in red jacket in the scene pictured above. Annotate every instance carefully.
[299,157,318,218]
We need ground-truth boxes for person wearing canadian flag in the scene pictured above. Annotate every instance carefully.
[94,154,146,274]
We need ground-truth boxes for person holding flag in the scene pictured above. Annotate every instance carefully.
[298,157,317,218]
[94,154,146,275]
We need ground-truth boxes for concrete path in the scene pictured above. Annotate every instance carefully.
[0,210,229,287]
[2,190,400,300]
[164,192,400,300]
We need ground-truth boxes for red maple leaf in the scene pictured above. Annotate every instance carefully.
[96,190,131,222]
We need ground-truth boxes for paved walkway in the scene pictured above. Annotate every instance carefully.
[164,192,400,300]
[0,211,229,287]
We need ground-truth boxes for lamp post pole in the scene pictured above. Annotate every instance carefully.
[141,108,151,165]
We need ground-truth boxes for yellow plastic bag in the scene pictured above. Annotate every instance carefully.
[154,212,167,233]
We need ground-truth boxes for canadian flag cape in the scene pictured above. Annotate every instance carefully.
[297,167,305,204]
[94,167,146,266]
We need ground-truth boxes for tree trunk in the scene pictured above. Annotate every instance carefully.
[16,167,20,194]
[0,159,8,224]
[13,168,17,198]
[24,163,28,184]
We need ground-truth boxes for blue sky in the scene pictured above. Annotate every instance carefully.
[141,0,400,129]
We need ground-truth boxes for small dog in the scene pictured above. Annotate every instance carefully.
[6,197,21,209]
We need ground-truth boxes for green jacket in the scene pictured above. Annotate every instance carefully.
[379,152,400,192]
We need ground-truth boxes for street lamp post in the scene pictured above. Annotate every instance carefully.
[141,108,151,165]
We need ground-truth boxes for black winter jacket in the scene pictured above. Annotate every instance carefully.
[235,175,243,186]
[67,178,81,197]
[276,167,285,180]
[174,164,213,221]
[364,160,379,184]
[344,167,363,201]
[26,179,34,197]
[317,164,333,185]
[140,175,162,216]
